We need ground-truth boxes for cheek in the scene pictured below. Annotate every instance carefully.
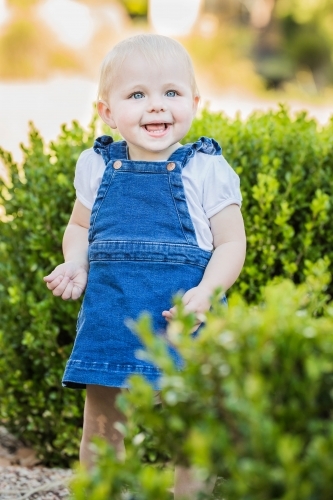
[175,104,195,126]
[115,107,137,130]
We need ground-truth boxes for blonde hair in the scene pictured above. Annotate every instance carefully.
[97,34,199,102]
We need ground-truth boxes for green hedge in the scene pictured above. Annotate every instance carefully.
[0,107,332,466]
[70,277,333,500]
[0,120,97,465]
[186,106,333,302]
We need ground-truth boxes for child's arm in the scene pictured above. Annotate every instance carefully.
[162,204,246,326]
[43,200,91,300]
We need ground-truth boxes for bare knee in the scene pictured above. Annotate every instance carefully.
[84,385,125,437]
[80,385,125,467]
[174,465,216,500]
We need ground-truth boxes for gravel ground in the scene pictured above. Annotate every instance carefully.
[0,466,73,500]
[0,427,73,499]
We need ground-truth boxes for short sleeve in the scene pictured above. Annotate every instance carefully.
[73,148,106,210]
[202,155,242,219]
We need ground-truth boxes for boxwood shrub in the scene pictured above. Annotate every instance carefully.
[186,106,333,302]
[71,277,333,500]
[0,120,96,465]
[0,107,332,466]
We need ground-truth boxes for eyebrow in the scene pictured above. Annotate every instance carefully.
[124,81,188,90]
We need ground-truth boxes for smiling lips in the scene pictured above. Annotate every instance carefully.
[143,123,170,135]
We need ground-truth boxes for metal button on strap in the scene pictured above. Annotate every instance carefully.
[166,162,176,171]
[113,160,122,169]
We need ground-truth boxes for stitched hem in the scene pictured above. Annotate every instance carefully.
[62,361,164,390]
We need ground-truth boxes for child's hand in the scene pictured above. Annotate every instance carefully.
[43,261,88,300]
[162,285,211,332]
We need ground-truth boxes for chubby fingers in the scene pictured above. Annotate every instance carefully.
[43,268,64,283]
[162,311,173,321]
[45,274,64,291]
[44,275,80,300]
[47,275,70,296]
[162,306,176,321]
[59,282,83,300]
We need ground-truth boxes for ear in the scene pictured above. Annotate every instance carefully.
[97,100,117,129]
[192,94,200,116]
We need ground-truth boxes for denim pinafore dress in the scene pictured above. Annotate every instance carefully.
[62,136,221,390]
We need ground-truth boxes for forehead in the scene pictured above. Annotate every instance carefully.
[111,51,193,91]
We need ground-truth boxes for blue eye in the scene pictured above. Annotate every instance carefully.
[166,90,177,97]
[131,92,144,99]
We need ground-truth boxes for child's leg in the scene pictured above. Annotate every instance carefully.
[174,466,216,500]
[80,384,126,468]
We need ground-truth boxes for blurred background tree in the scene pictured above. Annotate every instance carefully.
[119,0,148,18]
[0,0,82,78]
[0,0,332,96]
[195,0,333,92]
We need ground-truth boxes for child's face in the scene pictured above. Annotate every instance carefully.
[98,52,199,161]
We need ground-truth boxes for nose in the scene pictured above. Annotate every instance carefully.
[147,94,166,113]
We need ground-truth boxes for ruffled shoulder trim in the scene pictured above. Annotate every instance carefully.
[170,136,222,167]
[93,135,113,155]
[93,135,114,151]
[191,136,222,156]
[93,136,128,165]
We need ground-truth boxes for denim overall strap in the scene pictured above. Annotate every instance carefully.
[93,135,222,168]
[168,136,222,168]
[93,137,128,164]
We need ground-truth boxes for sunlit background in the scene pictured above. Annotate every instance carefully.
[1,0,333,161]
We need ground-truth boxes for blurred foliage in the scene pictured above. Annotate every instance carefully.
[275,0,333,24]
[196,0,333,91]
[183,25,263,92]
[252,0,333,89]
[7,0,41,7]
[71,275,333,499]
[0,0,333,93]
[118,0,147,18]
[0,108,333,466]
[281,17,332,88]
[0,15,82,79]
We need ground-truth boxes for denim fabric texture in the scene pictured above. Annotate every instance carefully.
[62,136,222,390]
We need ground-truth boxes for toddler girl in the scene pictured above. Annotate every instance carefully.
[44,34,246,499]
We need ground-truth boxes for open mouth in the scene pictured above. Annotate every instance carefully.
[143,123,170,134]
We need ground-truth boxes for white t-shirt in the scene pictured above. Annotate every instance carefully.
[74,148,242,251]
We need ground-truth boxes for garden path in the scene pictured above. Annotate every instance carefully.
[0,428,72,499]
[0,467,72,499]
